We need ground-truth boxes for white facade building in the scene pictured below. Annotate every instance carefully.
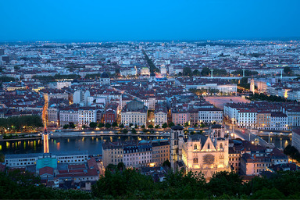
[198,108,223,124]
[154,111,168,126]
[78,108,97,127]
[59,109,79,126]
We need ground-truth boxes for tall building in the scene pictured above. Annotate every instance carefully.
[73,90,90,106]
[0,49,4,56]
[250,78,255,94]
[170,126,184,171]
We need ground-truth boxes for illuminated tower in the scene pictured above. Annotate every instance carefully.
[250,78,255,94]
[43,127,49,153]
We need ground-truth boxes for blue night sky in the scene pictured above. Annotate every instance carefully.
[0,0,299,41]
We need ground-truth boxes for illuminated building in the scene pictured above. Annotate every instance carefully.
[170,125,230,180]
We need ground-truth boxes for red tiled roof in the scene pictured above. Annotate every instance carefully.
[39,166,54,176]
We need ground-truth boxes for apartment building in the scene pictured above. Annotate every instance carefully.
[152,139,170,167]
[123,141,152,168]
[121,99,147,126]
[198,107,223,124]
[240,154,271,176]
[270,112,288,130]
[154,104,168,126]
[59,108,79,126]
[78,108,97,127]
[102,142,124,167]
[256,112,271,130]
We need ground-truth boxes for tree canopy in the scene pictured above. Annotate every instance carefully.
[0,115,43,131]
[183,67,192,76]
[284,66,292,75]
[2,167,300,199]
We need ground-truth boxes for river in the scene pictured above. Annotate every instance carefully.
[0,135,168,155]
[0,134,291,156]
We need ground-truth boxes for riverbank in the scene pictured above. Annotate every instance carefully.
[0,136,41,142]
[256,131,292,137]
[51,131,170,138]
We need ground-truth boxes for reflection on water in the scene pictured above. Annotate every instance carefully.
[261,135,291,149]
[0,135,169,155]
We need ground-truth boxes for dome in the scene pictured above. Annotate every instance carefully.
[101,72,109,78]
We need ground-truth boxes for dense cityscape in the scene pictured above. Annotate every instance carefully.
[1,0,300,199]
[0,40,300,198]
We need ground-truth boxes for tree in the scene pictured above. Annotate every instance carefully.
[0,153,4,162]
[0,115,43,132]
[89,122,97,129]
[201,67,210,76]
[207,171,243,197]
[142,128,148,133]
[200,122,205,128]
[14,66,20,71]
[115,68,120,77]
[284,66,292,75]
[162,159,171,168]
[184,122,189,127]
[69,122,75,128]
[119,124,124,128]
[194,123,198,128]
[193,69,200,76]
[183,67,192,76]
[129,123,133,127]
[148,124,153,129]
[168,122,175,127]
[112,122,118,127]
[131,128,136,134]
[122,129,128,134]
[155,125,160,129]
[178,72,183,76]
[162,123,168,129]
[98,123,104,128]
[141,125,145,129]
[252,188,285,199]
[82,125,87,129]
[117,162,126,171]
[105,123,111,129]
[63,124,69,129]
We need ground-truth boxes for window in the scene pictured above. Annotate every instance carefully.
[194,144,197,150]
[193,158,198,164]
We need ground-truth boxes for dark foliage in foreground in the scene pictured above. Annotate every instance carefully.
[3,166,300,199]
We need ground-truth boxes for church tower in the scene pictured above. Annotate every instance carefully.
[170,125,184,171]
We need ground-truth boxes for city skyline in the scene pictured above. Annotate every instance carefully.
[1,0,300,41]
